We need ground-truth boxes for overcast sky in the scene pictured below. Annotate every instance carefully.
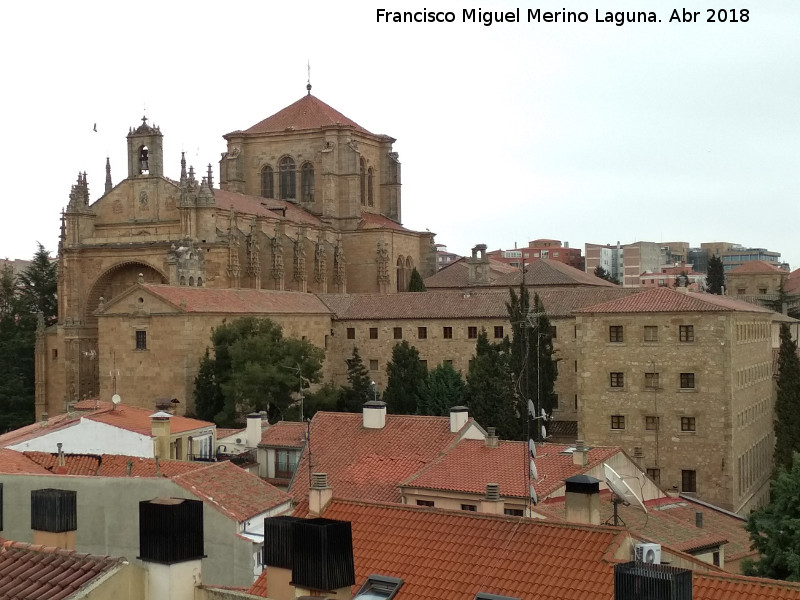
[2,1,797,269]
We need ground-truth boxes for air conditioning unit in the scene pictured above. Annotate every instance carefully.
[634,543,661,565]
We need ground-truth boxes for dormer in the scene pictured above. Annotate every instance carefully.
[127,116,164,177]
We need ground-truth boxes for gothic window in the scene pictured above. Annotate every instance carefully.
[367,167,374,206]
[396,256,406,292]
[301,162,315,202]
[188,276,195,286]
[197,277,203,287]
[279,157,296,200]
[261,165,274,198]
[359,158,366,205]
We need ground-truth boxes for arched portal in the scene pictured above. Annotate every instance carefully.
[84,261,168,326]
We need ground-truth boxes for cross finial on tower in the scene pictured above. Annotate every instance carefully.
[141,115,148,126]
[306,60,312,95]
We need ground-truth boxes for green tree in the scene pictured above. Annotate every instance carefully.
[774,324,800,474]
[383,341,427,414]
[743,453,800,581]
[420,361,465,416]
[338,347,373,412]
[672,271,689,288]
[594,265,618,284]
[17,243,58,326]
[407,268,427,292]
[763,281,800,320]
[706,254,725,294]
[193,349,225,422]
[465,330,516,439]
[194,317,324,426]
[304,383,342,419]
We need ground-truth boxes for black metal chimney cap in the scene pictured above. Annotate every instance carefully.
[564,474,601,495]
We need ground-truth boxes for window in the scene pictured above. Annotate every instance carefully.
[552,394,559,409]
[460,504,477,512]
[550,325,557,338]
[260,165,274,198]
[758,287,768,295]
[393,327,403,340]
[416,500,434,507]
[353,575,404,600]
[347,327,356,340]
[419,359,427,370]
[468,326,478,339]
[609,325,624,342]
[279,157,296,199]
[135,330,147,350]
[443,326,453,339]
[367,167,374,206]
[504,508,524,517]
[645,416,659,431]
[680,373,695,389]
[275,449,297,479]
[370,327,378,340]
[300,162,314,202]
[646,468,661,485]
[644,326,658,342]
[679,325,695,342]
[359,158,366,205]
[610,372,624,388]
[713,551,720,567]
[494,326,504,339]
[645,372,659,389]
[611,415,626,429]
[682,469,697,493]
[51,349,58,360]
[681,416,696,432]
[443,359,453,366]
[369,359,378,371]
[737,288,746,295]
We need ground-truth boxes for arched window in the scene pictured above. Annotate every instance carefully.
[301,162,315,202]
[139,146,149,174]
[279,157,296,200]
[396,255,406,292]
[261,165,274,198]
[180,276,186,286]
[188,276,195,287]
[367,167,374,207]
[197,277,203,287]
[359,158,366,206]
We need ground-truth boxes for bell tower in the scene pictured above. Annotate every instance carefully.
[126,116,164,177]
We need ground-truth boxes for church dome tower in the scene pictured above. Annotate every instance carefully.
[126,116,164,177]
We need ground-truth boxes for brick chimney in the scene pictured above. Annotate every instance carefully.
[31,488,77,549]
[449,405,469,433]
[363,400,387,429]
[309,472,333,515]
[150,411,171,460]
[467,244,490,285]
[484,427,499,448]
[480,483,505,515]
[572,439,589,467]
[564,474,601,526]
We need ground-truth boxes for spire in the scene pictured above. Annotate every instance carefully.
[180,152,187,181]
[105,157,112,194]
[306,60,312,95]
[207,163,214,189]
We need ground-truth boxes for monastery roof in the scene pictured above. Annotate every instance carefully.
[86,404,213,436]
[401,441,621,500]
[213,189,323,226]
[785,268,800,294]
[288,412,472,503]
[357,212,415,232]
[0,538,124,600]
[575,286,775,314]
[260,421,307,448]
[138,284,332,315]
[237,94,374,136]
[728,260,786,275]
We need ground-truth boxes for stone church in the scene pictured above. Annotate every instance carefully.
[37,87,435,418]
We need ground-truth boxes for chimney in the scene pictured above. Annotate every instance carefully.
[31,488,77,549]
[138,498,204,600]
[614,562,692,600]
[309,473,333,515]
[572,440,588,467]
[485,427,499,448]
[263,516,303,600]
[362,400,387,429]
[480,483,504,515]
[468,244,489,285]
[150,411,172,460]
[695,511,703,529]
[564,475,601,526]
[292,519,355,597]
[449,405,469,433]
[246,413,262,449]
[54,443,67,475]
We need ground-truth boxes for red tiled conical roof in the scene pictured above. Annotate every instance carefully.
[240,94,372,136]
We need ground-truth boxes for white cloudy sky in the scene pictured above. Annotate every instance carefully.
[1,0,798,269]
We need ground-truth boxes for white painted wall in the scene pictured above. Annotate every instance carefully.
[9,418,154,456]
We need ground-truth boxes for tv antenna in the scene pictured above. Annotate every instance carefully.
[603,463,647,526]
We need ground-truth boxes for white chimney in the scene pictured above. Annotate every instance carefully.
[309,472,333,515]
[363,400,387,429]
[572,440,588,467]
[564,475,601,526]
[450,406,469,433]
[480,483,504,515]
[246,413,262,449]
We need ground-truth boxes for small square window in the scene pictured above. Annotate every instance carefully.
[681,416,696,432]
[609,325,624,343]
[644,326,658,342]
[504,508,524,517]
[682,469,697,493]
[494,326,504,339]
[443,359,453,366]
[135,330,147,350]
[610,372,624,388]
[369,359,378,371]
[51,349,58,360]
[460,504,477,512]
[393,327,403,340]
[645,372,659,389]
[759,287,768,295]
[419,359,427,370]
[416,499,434,507]
[737,288,746,295]
[679,325,695,342]
[680,373,695,389]
[645,416,659,431]
[468,326,478,339]
[552,394,559,409]
[418,326,427,339]
[369,327,378,340]
[443,326,453,339]
[611,415,625,429]
[647,468,661,485]
[550,325,557,338]
[346,327,355,339]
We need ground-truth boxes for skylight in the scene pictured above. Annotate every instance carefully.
[353,574,403,600]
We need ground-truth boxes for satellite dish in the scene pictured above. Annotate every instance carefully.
[529,483,538,505]
[530,459,538,481]
[111,394,121,406]
[528,400,535,417]
[528,438,537,459]
[603,463,647,513]
[540,424,547,439]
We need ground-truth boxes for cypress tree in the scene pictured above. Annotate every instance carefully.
[774,324,800,474]
[466,330,516,439]
[407,268,427,292]
[706,254,725,295]
[383,341,428,414]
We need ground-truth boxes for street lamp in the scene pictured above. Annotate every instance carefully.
[370,380,377,402]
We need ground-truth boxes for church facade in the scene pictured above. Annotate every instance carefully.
[37,90,435,418]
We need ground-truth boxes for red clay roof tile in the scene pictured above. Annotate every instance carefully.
[260,421,307,448]
[0,449,52,475]
[238,94,373,136]
[728,260,785,275]
[576,286,774,314]
[213,189,323,226]
[86,405,213,436]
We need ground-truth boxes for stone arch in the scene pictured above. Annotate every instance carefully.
[84,261,168,326]
[396,255,406,292]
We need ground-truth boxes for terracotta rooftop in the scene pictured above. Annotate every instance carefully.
[785,268,800,294]
[237,94,374,136]
[86,404,213,436]
[357,211,413,232]
[216,427,246,440]
[72,399,113,411]
[575,286,775,314]
[22,452,207,478]
[137,284,332,315]
[0,413,85,449]
[213,189,323,226]
[260,421,307,448]
[401,440,621,500]
[0,538,123,600]
[0,449,51,475]
[289,411,474,503]
[728,260,785,275]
